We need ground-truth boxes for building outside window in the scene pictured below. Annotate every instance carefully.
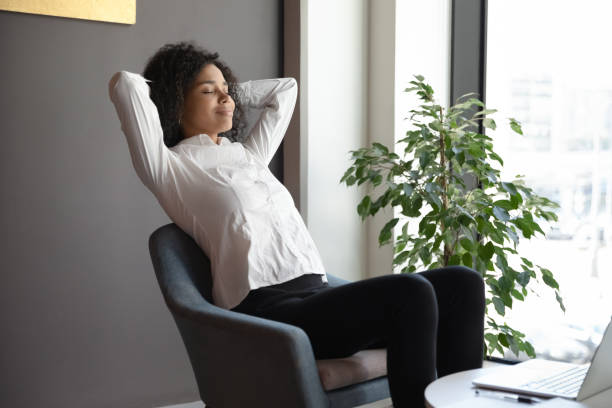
[486,0,612,363]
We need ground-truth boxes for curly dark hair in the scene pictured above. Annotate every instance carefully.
[143,41,245,147]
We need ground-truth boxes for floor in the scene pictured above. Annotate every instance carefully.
[158,361,503,408]
[158,398,393,408]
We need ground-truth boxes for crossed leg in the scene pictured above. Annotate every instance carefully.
[235,267,484,407]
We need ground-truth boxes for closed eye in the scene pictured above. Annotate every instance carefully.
[201,89,229,94]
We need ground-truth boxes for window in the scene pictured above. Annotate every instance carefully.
[486,0,612,363]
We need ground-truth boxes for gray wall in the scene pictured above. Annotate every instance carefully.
[0,1,281,407]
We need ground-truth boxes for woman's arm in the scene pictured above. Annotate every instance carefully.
[238,77,297,166]
[108,71,169,189]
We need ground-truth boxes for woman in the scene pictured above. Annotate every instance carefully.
[109,41,485,407]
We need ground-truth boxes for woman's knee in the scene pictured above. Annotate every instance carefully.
[385,273,438,311]
[425,266,484,293]
[452,266,484,292]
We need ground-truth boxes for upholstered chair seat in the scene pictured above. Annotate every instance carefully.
[317,349,387,391]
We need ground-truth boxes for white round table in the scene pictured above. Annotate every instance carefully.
[425,366,519,407]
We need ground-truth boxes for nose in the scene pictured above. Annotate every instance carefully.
[219,89,231,103]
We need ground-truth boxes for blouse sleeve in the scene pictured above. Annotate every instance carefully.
[108,71,169,189]
[238,77,298,166]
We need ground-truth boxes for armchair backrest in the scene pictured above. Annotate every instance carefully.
[148,223,214,311]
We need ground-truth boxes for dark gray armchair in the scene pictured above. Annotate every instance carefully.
[149,223,390,408]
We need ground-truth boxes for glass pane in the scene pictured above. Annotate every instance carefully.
[487,0,612,363]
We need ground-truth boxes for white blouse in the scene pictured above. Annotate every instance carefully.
[108,71,327,310]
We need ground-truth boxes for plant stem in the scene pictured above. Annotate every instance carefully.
[438,106,451,265]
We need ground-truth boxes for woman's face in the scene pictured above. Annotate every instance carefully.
[180,63,235,142]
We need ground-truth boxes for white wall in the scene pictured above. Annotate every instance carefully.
[366,0,397,278]
[302,0,369,281]
[395,0,451,136]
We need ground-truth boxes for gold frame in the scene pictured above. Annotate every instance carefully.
[0,0,136,25]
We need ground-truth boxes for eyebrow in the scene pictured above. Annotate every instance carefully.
[196,80,228,86]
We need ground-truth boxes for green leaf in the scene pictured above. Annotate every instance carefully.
[485,333,498,354]
[514,217,535,238]
[429,120,442,131]
[510,191,523,207]
[496,253,510,273]
[492,297,505,316]
[469,147,486,160]
[403,183,413,197]
[423,224,436,240]
[477,242,495,261]
[357,196,371,220]
[393,251,410,266]
[493,200,516,211]
[489,230,504,246]
[448,254,461,266]
[372,142,389,155]
[473,108,498,117]
[498,278,513,296]
[418,216,430,234]
[511,289,525,301]
[489,152,504,166]
[379,218,399,246]
[482,118,497,130]
[419,151,431,169]
[425,191,443,211]
[466,97,485,108]
[501,181,519,196]
[372,174,383,186]
[508,335,520,357]
[517,271,531,287]
[507,227,519,245]
[433,235,444,252]
[340,166,354,183]
[419,247,432,265]
[541,268,559,290]
[405,196,423,217]
[498,333,509,347]
[456,151,465,165]
[523,341,536,358]
[493,206,510,222]
[556,291,566,313]
[460,237,473,251]
[509,118,523,135]
[462,252,473,268]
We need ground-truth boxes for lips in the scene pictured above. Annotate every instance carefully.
[216,109,233,116]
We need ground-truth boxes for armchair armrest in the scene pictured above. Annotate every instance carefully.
[169,299,330,408]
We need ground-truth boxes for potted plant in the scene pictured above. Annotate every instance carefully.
[341,75,564,358]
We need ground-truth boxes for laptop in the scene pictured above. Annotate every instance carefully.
[473,317,612,401]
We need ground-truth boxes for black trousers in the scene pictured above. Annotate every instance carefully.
[231,266,485,408]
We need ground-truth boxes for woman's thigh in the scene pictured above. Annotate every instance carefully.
[245,273,438,359]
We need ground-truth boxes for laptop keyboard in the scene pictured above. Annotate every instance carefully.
[520,365,589,396]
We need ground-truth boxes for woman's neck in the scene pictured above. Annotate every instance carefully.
[208,134,219,145]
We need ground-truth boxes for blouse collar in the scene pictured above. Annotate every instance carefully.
[177,134,231,147]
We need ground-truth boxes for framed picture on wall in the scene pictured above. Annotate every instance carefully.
[0,0,136,24]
